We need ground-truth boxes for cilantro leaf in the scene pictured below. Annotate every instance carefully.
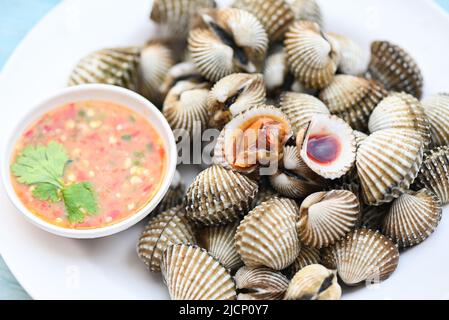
[32,183,60,202]
[62,182,98,223]
[11,141,68,187]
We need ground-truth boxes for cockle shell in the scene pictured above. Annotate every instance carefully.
[207,73,266,129]
[319,75,388,132]
[137,206,195,272]
[162,244,236,300]
[284,264,341,300]
[188,8,268,82]
[328,33,368,76]
[68,47,140,90]
[150,0,216,38]
[160,62,204,96]
[152,170,185,217]
[368,92,431,147]
[381,189,442,248]
[422,93,449,147]
[213,105,292,174]
[185,165,259,226]
[367,40,423,99]
[286,0,322,26]
[162,80,210,136]
[298,190,360,249]
[299,114,357,180]
[269,145,327,199]
[235,266,289,300]
[139,41,175,106]
[415,146,449,204]
[233,0,295,42]
[284,21,340,89]
[235,197,301,270]
[322,229,400,286]
[284,245,321,278]
[279,92,330,134]
[197,222,242,270]
[356,128,425,205]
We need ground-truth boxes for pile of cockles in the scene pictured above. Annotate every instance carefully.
[68,0,449,300]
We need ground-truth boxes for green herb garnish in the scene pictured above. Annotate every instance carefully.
[11,141,98,223]
[133,151,144,158]
[121,134,132,141]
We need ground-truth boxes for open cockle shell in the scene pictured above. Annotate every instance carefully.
[162,80,210,136]
[415,146,449,205]
[284,264,341,300]
[68,47,141,90]
[269,145,327,199]
[139,41,175,106]
[319,75,388,132]
[298,190,360,249]
[284,21,340,89]
[137,206,196,272]
[150,0,216,38]
[367,40,423,99]
[321,229,400,286]
[328,33,368,76]
[235,266,290,300]
[280,92,330,134]
[422,93,449,147]
[162,244,237,300]
[284,245,321,278]
[381,189,442,248]
[207,73,266,129]
[232,0,295,42]
[299,114,356,180]
[235,197,301,270]
[213,105,292,174]
[185,165,259,226]
[197,222,242,270]
[286,0,322,26]
[368,92,431,147]
[356,128,425,205]
[188,8,268,82]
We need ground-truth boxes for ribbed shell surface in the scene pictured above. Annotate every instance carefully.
[319,75,388,132]
[185,165,259,225]
[162,244,236,300]
[368,41,423,99]
[279,92,330,133]
[321,229,399,286]
[233,0,295,42]
[298,190,360,248]
[235,266,289,300]
[381,189,442,248]
[68,47,140,90]
[356,128,424,205]
[137,206,196,272]
[235,197,301,270]
[197,222,242,270]
[416,146,449,204]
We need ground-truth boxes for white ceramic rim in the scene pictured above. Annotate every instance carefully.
[1,83,177,239]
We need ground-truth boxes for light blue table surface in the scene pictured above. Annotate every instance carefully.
[1,0,449,300]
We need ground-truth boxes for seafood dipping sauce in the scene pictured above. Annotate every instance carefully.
[10,101,167,229]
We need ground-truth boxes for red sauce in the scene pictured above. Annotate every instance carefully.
[11,100,166,229]
[306,134,341,165]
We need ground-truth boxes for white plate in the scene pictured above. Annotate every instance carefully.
[1,0,449,300]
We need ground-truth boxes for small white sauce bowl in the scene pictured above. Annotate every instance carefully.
[1,84,177,239]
